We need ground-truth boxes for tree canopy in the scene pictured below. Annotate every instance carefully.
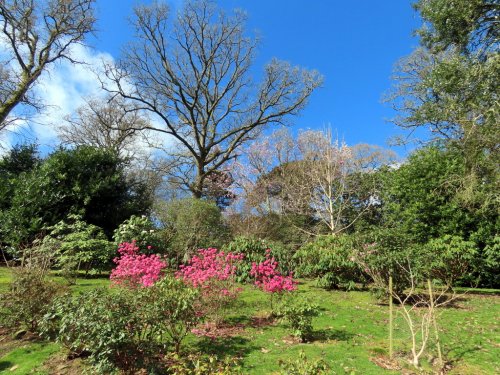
[104,0,322,198]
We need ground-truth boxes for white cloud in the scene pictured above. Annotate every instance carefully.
[0,36,178,160]
[0,43,114,151]
[31,44,114,145]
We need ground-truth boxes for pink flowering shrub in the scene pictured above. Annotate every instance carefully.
[251,249,297,293]
[110,241,167,288]
[251,249,297,310]
[176,248,244,327]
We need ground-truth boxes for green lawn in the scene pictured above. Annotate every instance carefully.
[0,267,498,374]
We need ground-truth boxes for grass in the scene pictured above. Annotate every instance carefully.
[0,342,59,374]
[0,267,498,374]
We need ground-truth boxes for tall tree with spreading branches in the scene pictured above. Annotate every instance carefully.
[103,0,322,198]
[0,0,96,131]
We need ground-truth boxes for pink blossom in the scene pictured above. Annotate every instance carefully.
[251,249,297,294]
[110,240,167,288]
[175,248,244,291]
[176,248,244,323]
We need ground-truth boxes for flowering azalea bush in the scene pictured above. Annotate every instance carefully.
[251,249,297,311]
[110,241,167,288]
[251,249,296,293]
[176,248,244,327]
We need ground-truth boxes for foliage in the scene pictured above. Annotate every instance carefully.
[0,267,63,332]
[224,236,295,282]
[390,0,499,148]
[275,297,319,343]
[110,241,167,288]
[1,146,152,249]
[0,144,40,211]
[414,0,499,54]
[176,248,243,326]
[43,275,202,373]
[165,352,242,375]
[353,228,421,297]
[155,198,231,262]
[41,214,115,282]
[278,351,330,375]
[41,288,141,374]
[294,235,367,290]
[135,276,202,354]
[113,215,165,254]
[388,0,499,271]
[379,146,499,287]
[422,235,479,287]
[482,235,500,288]
[226,212,313,251]
[381,147,466,243]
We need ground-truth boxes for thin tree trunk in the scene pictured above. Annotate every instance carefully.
[389,275,393,359]
[427,279,443,366]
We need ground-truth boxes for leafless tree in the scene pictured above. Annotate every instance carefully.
[0,0,96,131]
[234,128,397,236]
[58,95,149,158]
[355,250,459,370]
[103,0,322,198]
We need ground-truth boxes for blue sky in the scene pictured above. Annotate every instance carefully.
[2,0,422,157]
[89,0,422,157]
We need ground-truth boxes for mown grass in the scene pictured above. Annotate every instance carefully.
[0,267,498,374]
[0,342,59,374]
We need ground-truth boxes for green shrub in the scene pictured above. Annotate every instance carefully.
[135,276,201,353]
[155,198,230,262]
[276,296,319,342]
[422,235,479,287]
[165,352,242,374]
[0,267,63,332]
[224,236,295,282]
[481,235,500,287]
[41,289,140,373]
[41,276,201,373]
[1,146,151,247]
[353,228,424,297]
[113,215,165,254]
[278,351,329,374]
[294,235,366,290]
[42,214,115,283]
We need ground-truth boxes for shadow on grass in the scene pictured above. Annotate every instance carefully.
[444,344,484,365]
[224,315,252,326]
[0,361,14,371]
[194,336,259,358]
[313,328,355,342]
[376,294,469,309]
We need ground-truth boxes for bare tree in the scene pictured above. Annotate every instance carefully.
[103,0,322,198]
[295,130,358,235]
[0,0,96,131]
[58,95,148,158]
[355,250,460,370]
[234,128,397,236]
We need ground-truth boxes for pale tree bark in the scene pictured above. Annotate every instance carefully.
[102,0,322,198]
[0,0,96,130]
